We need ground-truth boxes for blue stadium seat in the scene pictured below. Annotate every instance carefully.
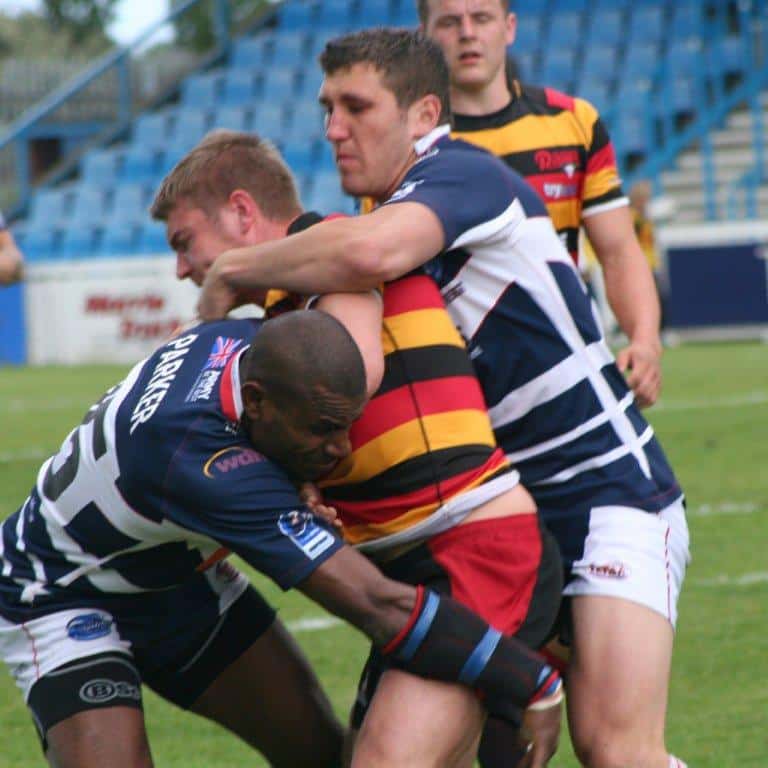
[585,9,624,48]
[99,223,140,257]
[512,50,536,82]
[297,67,324,100]
[391,3,419,27]
[516,0,548,9]
[552,0,588,11]
[284,99,326,144]
[81,148,122,184]
[277,1,317,31]
[121,147,161,183]
[358,1,394,26]
[181,72,222,107]
[270,31,310,68]
[514,15,543,54]
[283,142,319,174]
[136,221,169,255]
[305,171,355,214]
[173,108,211,150]
[69,184,109,227]
[627,6,665,45]
[315,140,338,173]
[613,111,651,159]
[220,68,259,105]
[132,111,173,150]
[260,68,299,102]
[27,187,72,229]
[578,78,613,115]
[540,49,578,92]
[59,226,100,259]
[580,45,617,84]
[668,2,703,42]
[663,42,704,79]
[230,36,271,69]
[251,103,286,141]
[545,12,584,46]
[110,184,151,224]
[18,227,61,262]
[316,0,357,30]
[711,35,751,81]
[210,105,253,132]
[622,41,660,81]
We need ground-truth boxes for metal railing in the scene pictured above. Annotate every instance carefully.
[0,0,275,217]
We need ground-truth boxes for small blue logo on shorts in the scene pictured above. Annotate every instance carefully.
[66,613,113,641]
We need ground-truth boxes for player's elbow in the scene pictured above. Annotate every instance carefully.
[340,235,401,287]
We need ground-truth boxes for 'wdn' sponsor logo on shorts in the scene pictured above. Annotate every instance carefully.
[278,510,335,560]
[204,446,264,478]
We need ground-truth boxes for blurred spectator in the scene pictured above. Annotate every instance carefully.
[629,180,668,327]
[0,209,24,285]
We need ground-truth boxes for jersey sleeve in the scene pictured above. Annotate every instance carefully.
[383,145,548,250]
[572,97,627,215]
[162,439,345,590]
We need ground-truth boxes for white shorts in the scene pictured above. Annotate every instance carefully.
[563,497,690,627]
[0,567,248,702]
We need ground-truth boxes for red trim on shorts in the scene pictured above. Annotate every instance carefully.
[21,622,41,682]
[427,514,541,636]
[382,584,425,655]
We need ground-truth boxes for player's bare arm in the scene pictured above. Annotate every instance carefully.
[197,203,445,320]
[584,205,662,407]
[316,290,385,397]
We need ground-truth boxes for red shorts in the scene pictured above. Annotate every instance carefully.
[351,513,562,727]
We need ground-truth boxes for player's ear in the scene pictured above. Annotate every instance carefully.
[229,189,258,235]
[241,380,267,422]
[410,93,442,137]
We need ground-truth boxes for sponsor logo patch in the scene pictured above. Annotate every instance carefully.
[66,613,113,641]
[587,562,629,579]
[79,679,141,704]
[543,182,578,200]
[534,149,580,171]
[388,179,425,202]
[186,336,242,403]
[278,510,336,560]
[203,446,264,478]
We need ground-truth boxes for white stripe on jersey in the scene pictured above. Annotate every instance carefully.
[445,213,653,484]
[488,339,614,426]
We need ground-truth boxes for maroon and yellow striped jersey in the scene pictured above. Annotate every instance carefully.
[318,273,509,545]
[451,80,626,264]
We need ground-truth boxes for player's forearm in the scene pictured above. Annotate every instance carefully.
[218,217,385,296]
[602,242,661,349]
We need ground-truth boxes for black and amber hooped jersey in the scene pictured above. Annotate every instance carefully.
[451,80,627,264]
[318,273,509,545]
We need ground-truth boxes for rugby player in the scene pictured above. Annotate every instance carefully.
[197,28,690,768]
[0,310,563,768]
[152,129,564,767]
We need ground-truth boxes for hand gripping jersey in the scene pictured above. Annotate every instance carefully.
[451,81,627,264]
[0,319,343,626]
[266,214,516,554]
[383,126,681,569]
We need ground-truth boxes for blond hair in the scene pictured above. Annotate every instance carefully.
[150,130,301,221]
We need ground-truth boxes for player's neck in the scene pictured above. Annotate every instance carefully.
[450,77,512,117]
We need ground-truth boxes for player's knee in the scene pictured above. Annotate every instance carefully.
[572,733,667,768]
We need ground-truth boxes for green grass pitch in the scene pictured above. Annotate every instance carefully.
[0,341,766,766]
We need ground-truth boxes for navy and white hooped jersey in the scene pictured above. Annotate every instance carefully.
[0,319,343,623]
[384,126,680,537]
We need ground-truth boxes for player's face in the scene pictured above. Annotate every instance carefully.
[320,63,417,200]
[423,0,515,92]
[254,384,365,481]
[166,198,244,286]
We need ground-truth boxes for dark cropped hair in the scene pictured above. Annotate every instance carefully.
[320,28,451,124]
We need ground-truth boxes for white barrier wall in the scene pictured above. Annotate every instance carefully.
[25,256,200,365]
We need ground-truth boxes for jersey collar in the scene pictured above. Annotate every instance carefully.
[219,345,248,422]
[414,124,451,157]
